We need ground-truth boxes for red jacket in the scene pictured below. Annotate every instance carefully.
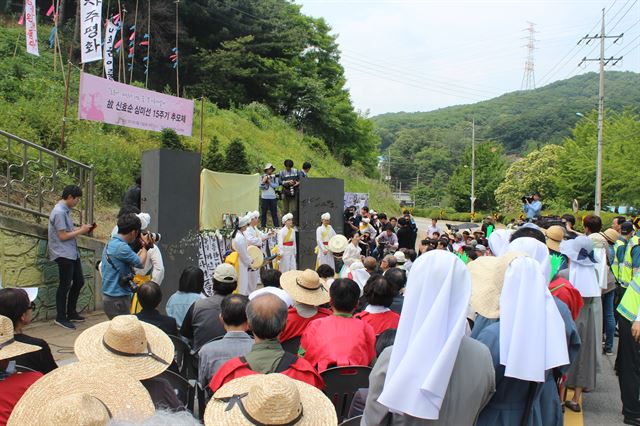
[549,277,584,321]
[355,310,400,335]
[0,372,42,425]
[300,314,376,372]
[279,307,332,342]
[209,356,324,393]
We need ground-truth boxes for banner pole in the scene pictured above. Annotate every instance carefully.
[60,46,73,151]
[199,96,204,161]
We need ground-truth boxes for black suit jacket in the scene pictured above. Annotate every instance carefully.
[136,309,179,336]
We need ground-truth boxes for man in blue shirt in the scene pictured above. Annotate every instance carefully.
[48,185,92,330]
[523,192,542,221]
[101,213,148,319]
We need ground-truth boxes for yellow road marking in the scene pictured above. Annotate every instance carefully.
[564,390,584,426]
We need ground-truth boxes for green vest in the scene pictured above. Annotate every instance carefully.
[620,235,640,287]
[617,276,640,322]
[612,239,626,281]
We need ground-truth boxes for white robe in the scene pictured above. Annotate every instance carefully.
[278,226,297,273]
[233,231,254,295]
[316,225,336,269]
[244,226,263,294]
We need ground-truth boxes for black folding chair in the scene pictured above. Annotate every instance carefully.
[15,365,37,373]
[157,369,195,413]
[321,366,372,422]
[169,334,190,373]
[339,415,363,426]
[281,336,301,354]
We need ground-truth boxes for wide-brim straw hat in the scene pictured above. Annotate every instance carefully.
[281,269,330,306]
[328,235,348,253]
[467,252,528,319]
[248,245,265,269]
[0,315,40,361]
[74,315,174,380]
[545,225,564,252]
[205,373,337,426]
[8,362,155,426]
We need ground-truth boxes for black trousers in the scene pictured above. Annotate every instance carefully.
[617,317,640,418]
[260,198,279,228]
[55,257,85,320]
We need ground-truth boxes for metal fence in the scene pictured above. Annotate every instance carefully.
[0,130,94,225]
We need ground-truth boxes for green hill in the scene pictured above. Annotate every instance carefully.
[373,71,640,153]
[0,26,398,214]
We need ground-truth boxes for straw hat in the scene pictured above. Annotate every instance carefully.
[328,235,348,254]
[601,228,621,245]
[74,315,174,380]
[467,252,528,319]
[8,362,155,426]
[281,269,330,306]
[248,245,265,269]
[205,373,337,426]
[394,251,406,264]
[546,225,564,252]
[0,315,40,361]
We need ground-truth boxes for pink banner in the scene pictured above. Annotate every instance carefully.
[25,0,39,56]
[78,72,194,136]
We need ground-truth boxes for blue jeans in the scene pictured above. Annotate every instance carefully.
[602,290,616,352]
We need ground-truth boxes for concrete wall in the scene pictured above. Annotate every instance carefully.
[0,215,104,321]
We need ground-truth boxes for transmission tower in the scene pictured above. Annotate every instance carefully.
[521,21,538,90]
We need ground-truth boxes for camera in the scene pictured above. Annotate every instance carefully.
[521,195,534,203]
[143,231,161,243]
[119,273,138,293]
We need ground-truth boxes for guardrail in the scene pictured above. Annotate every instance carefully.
[0,130,94,225]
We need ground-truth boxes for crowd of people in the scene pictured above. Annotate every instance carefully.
[3,182,640,425]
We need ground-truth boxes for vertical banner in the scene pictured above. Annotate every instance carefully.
[25,0,39,56]
[80,0,103,63]
[103,19,118,80]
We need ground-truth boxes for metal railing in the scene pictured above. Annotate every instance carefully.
[0,130,94,225]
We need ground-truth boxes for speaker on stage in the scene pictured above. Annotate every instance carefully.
[142,149,201,311]
[297,178,345,270]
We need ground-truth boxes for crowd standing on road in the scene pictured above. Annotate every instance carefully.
[4,180,640,425]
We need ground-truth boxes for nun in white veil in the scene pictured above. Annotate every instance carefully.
[362,250,496,425]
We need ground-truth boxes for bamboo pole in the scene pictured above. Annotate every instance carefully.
[129,0,139,83]
[60,46,73,151]
[145,0,150,88]
[199,96,204,159]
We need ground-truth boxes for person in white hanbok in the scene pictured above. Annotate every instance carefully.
[278,213,297,273]
[233,215,255,295]
[245,211,270,294]
[316,212,337,269]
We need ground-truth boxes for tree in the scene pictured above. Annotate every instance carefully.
[446,141,507,212]
[160,128,185,151]
[203,136,224,171]
[494,144,566,213]
[222,138,250,174]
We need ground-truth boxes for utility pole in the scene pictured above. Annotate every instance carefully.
[578,8,623,216]
[416,172,420,187]
[521,21,538,90]
[470,118,476,219]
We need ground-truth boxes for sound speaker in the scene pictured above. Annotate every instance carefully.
[297,178,344,270]
[142,149,201,311]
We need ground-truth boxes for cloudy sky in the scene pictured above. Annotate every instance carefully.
[297,0,640,116]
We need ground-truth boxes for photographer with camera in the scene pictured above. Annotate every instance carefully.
[278,159,301,221]
[100,213,150,319]
[260,163,279,228]
[522,191,542,221]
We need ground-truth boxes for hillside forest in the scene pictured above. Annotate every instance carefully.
[373,72,640,213]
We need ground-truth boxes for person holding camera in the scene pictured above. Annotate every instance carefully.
[100,213,150,319]
[260,163,279,228]
[129,213,165,314]
[523,192,542,221]
[278,159,301,220]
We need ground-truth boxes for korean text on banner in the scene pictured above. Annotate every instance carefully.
[80,0,103,63]
[78,72,194,136]
[25,0,39,56]
[200,170,260,230]
[103,19,118,80]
